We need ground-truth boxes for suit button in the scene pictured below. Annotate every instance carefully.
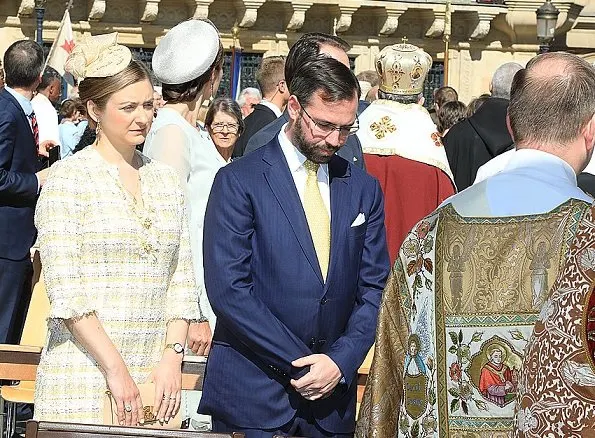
[317,339,326,347]
[308,337,316,349]
[320,297,328,305]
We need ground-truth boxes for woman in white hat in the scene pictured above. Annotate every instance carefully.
[144,18,223,371]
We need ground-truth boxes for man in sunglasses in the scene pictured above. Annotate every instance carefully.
[356,42,456,264]
[200,55,389,437]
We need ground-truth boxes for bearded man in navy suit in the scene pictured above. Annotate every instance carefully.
[200,55,389,437]
[244,33,365,170]
[0,40,51,344]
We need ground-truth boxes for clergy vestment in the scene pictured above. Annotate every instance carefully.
[356,100,456,263]
[356,150,592,438]
[515,204,595,437]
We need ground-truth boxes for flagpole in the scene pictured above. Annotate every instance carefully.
[443,0,452,86]
[229,24,239,98]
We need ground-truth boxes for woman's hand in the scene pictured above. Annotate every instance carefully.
[105,364,143,426]
[187,321,212,356]
[147,350,183,424]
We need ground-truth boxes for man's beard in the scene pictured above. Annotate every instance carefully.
[293,115,340,164]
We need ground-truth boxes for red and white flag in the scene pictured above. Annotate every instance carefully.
[46,10,75,84]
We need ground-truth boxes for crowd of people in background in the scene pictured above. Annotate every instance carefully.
[2,16,595,438]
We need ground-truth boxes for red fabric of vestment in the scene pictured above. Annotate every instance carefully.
[364,153,456,264]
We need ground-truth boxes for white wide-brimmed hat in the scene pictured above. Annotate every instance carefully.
[152,19,220,85]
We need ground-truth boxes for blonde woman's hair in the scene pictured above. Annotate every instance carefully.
[78,60,151,116]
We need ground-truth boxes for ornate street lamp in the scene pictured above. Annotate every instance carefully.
[536,0,559,54]
[35,0,46,45]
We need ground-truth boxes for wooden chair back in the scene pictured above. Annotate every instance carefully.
[20,251,50,347]
[26,421,245,438]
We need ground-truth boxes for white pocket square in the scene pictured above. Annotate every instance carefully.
[351,212,366,227]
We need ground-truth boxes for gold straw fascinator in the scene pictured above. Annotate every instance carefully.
[65,32,132,81]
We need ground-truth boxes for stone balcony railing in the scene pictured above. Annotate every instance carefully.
[10,0,590,46]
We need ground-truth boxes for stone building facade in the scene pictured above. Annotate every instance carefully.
[1,0,594,102]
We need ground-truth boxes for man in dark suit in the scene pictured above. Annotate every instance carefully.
[199,55,390,437]
[244,33,365,170]
[443,62,522,190]
[233,56,289,158]
[0,40,49,344]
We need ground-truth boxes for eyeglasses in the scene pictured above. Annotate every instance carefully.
[298,100,359,137]
[210,122,239,134]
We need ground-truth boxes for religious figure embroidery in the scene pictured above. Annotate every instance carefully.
[479,346,515,407]
[467,337,521,408]
[404,335,429,420]
[410,56,423,81]
[525,220,565,309]
[405,334,427,377]
[445,228,476,312]
[401,333,438,435]
[369,116,397,140]
[409,55,424,89]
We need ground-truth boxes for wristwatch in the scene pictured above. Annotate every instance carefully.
[165,342,184,354]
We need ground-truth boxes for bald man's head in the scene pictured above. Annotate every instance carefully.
[285,33,351,85]
[508,52,595,148]
[319,43,349,68]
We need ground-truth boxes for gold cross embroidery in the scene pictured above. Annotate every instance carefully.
[370,116,397,140]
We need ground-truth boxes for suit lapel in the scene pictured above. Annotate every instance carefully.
[328,156,351,285]
[263,139,324,284]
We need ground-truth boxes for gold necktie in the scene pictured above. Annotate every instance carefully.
[303,160,330,280]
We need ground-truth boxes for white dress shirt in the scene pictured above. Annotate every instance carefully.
[278,123,331,217]
[31,93,60,145]
[474,149,515,184]
[260,99,283,118]
[4,86,34,129]
[445,149,593,217]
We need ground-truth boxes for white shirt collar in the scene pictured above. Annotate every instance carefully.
[277,123,329,177]
[260,99,283,118]
[5,86,33,116]
[506,149,578,186]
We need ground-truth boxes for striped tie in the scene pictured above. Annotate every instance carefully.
[303,160,331,280]
[29,111,39,150]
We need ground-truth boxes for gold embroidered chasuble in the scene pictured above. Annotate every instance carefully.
[516,204,595,437]
[356,200,589,438]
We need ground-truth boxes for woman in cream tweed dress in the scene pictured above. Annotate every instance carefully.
[33,33,199,426]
